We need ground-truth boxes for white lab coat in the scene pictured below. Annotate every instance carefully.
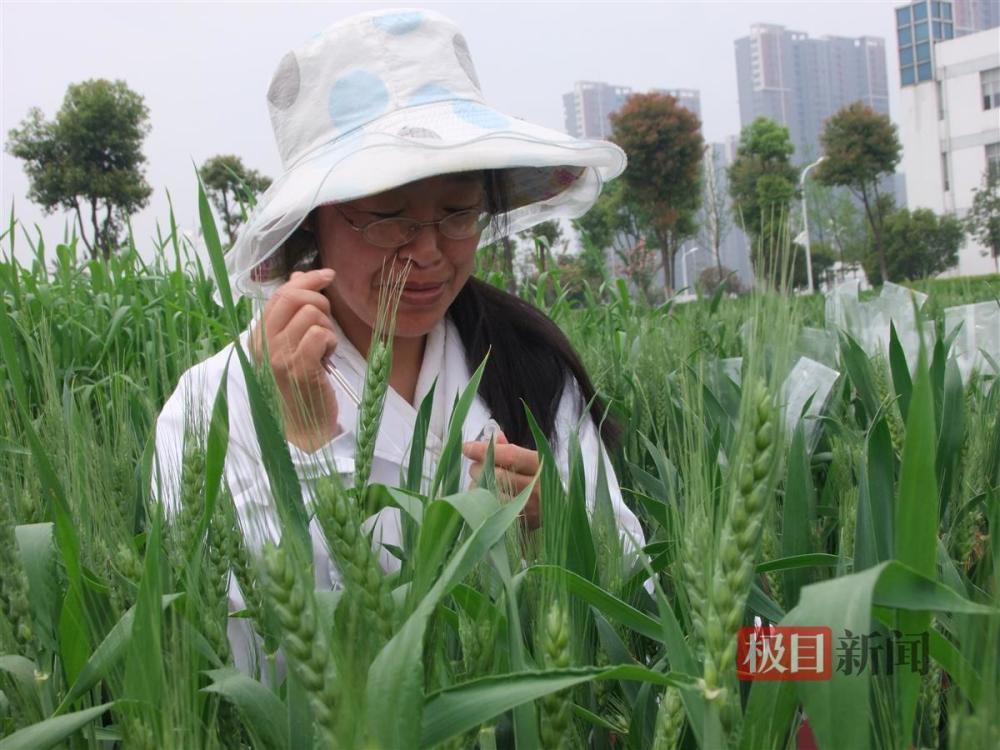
[152,314,646,671]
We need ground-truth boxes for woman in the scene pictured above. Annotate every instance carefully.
[153,9,645,645]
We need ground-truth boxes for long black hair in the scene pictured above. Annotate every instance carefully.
[279,169,620,452]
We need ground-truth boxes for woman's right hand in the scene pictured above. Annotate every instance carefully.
[249,268,340,453]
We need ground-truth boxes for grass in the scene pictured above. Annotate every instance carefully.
[0,198,998,749]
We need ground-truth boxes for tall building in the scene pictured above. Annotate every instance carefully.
[734,24,890,161]
[562,82,701,139]
[952,0,1000,34]
[897,20,1000,276]
[651,88,702,119]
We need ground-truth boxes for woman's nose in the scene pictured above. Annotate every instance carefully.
[396,224,443,266]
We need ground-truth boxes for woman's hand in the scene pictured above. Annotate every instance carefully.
[462,431,542,529]
[249,268,340,453]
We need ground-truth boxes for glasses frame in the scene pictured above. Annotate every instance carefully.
[332,205,491,249]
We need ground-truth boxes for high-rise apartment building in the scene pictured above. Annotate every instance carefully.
[734,24,890,160]
[895,1,999,87]
[896,10,999,276]
[952,0,1000,35]
[562,82,701,139]
[562,82,633,140]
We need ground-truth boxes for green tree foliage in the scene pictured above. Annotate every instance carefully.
[965,170,1000,273]
[862,207,964,285]
[5,79,152,260]
[610,92,704,294]
[727,118,798,282]
[810,183,869,280]
[815,102,901,283]
[199,155,272,246]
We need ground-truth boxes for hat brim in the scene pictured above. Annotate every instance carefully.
[225,98,626,299]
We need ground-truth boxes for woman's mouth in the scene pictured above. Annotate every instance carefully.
[399,282,446,305]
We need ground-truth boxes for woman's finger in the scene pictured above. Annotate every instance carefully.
[263,279,334,333]
[462,441,539,476]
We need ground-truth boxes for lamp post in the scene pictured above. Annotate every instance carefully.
[679,246,699,296]
[799,155,826,294]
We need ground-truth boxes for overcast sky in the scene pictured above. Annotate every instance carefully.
[1,0,905,262]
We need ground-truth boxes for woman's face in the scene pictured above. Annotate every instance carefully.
[312,173,485,349]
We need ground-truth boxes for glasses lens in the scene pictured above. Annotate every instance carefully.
[364,218,418,248]
[440,210,490,240]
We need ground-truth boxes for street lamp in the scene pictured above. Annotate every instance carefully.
[799,155,827,294]
[679,246,700,295]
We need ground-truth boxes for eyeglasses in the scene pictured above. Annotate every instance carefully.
[333,205,491,249]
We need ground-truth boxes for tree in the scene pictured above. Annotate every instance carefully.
[815,102,901,283]
[573,179,659,302]
[965,170,1000,273]
[610,92,704,294]
[862,207,964,284]
[699,144,733,274]
[516,219,564,274]
[810,183,869,281]
[727,118,799,282]
[200,155,272,246]
[6,79,152,259]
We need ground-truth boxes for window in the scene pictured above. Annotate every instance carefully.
[987,142,1000,180]
[982,68,1000,110]
[899,26,913,45]
[941,152,950,191]
[933,21,942,38]
[932,1,942,17]
[914,1,928,20]
[902,66,916,86]
[897,6,912,25]
[901,46,914,66]
[918,61,933,81]
[942,3,952,20]
[943,23,953,39]
[917,41,931,62]
[915,21,929,41]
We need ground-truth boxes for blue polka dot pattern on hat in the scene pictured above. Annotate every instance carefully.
[267,52,301,110]
[452,100,509,129]
[373,11,423,35]
[452,35,480,89]
[408,84,455,107]
[328,71,390,132]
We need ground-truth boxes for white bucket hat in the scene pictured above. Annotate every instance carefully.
[224,8,627,300]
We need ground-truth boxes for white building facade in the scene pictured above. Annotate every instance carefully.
[898,24,1000,276]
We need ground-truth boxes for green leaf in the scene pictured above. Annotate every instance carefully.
[854,417,895,572]
[203,668,289,750]
[419,666,695,747]
[894,345,938,740]
[781,424,816,607]
[888,322,912,420]
[783,560,994,750]
[366,484,532,748]
[14,523,60,654]
[55,594,182,714]
[0,702,114,750]
[196,169,239,333]
[755,553,840,574]
[431,355,488,498]
[405,380,436,492]
[517,565,660,641]
[839,332,881,425]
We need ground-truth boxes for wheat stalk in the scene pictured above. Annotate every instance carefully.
[538,600,576,749]
[0,496,36,659]
[261,542,339,744]
[354,259,411,492]
[313,475,394,649]
[652,685,685,750]
[702,379,777,736]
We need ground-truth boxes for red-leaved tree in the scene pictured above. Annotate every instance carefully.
[610,93,704,294]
